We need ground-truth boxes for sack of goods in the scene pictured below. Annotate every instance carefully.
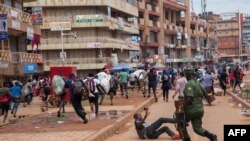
[214,88,223,96]
[52,75,65,95]
[0,87,9,97]
[22,84,30,96]
[98,78,110,94]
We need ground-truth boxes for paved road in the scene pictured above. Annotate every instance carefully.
[106,91,250,141]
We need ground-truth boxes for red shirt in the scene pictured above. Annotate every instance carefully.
[229,73,234,80]
[0,95,9,102]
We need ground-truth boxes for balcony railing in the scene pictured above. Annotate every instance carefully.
[24,0,138,17]
[0,50,43,63]
[45,57,111,66]
[41,14,139,34]
[29,36,140,51]
[44,57,112,71]
[0,3,32,25]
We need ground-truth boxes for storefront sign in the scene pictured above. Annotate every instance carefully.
[12,20,20,30]
[50,22,71,31]
[32,7,43,25]
[23,63,38,74]
[0,14,8,40]
[0,62,8,68]
[87,42,103,48]
[27,27,34,40]
[75,15,105,23]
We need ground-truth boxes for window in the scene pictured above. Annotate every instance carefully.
[225,24,229,28]
[4,0,12,7]
[14,1,22,10]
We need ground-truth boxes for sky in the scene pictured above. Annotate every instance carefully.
[192,0,250,14]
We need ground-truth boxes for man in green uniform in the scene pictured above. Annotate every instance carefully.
[182,69,217,141]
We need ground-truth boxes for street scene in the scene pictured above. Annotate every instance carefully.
[0,0,250,141]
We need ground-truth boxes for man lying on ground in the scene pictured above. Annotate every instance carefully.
[134,107,180,140]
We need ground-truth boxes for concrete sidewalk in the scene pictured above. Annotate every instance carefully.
[0,90,160,141]
[106,91,250,141]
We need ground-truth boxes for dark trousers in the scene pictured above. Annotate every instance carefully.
[120,83,128,95]
[146,118,176,139]
[89,93,99,115]
[220,81,226,95]
[71,95,86,121]
[233,80,241,91]
[183,112,211,140]
[148,83,156,96]
[24,93,33,104]
[163,88,169,99]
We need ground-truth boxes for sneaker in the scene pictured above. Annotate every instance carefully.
[83,118,88,124]
[89,93,95,97]
[57,111,61,117]
[172,133,180,140]
[92,113,96,118]
[155,98,158,102]
[209,134,217,141]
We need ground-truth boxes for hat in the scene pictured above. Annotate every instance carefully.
[184,68,195,75]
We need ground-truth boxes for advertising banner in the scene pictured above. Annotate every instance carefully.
[50,22,71,31]
[27,27,34,40]
[0,14,8,41]
[23,63,38,74]
[32,7,43,25]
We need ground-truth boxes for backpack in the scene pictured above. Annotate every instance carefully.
[86,78,95,94]
[72,79,83,95]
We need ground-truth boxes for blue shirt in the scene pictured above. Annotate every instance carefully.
[201,74,213,87]
[10,86,22,97]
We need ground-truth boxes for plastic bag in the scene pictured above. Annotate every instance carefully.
[52,75,65,95]
[22,84,30,96]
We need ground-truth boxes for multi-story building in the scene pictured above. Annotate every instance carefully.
[0,0,42,85]
[24,0,140,74]
[137,0,215,66]
[211,13,247,61]
[243,15,250,54]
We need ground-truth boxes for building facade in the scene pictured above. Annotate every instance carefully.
[137,0,215,66]
[24,0,140,74]
[0,0,42,85]
[211,13,247,61]
[243,15,250,54]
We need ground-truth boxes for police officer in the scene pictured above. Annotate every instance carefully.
[182,69,217,141]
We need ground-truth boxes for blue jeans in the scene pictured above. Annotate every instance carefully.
[146,118,176,139]
[12,97,20,114]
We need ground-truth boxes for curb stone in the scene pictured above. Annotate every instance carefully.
[227,91,250,109]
